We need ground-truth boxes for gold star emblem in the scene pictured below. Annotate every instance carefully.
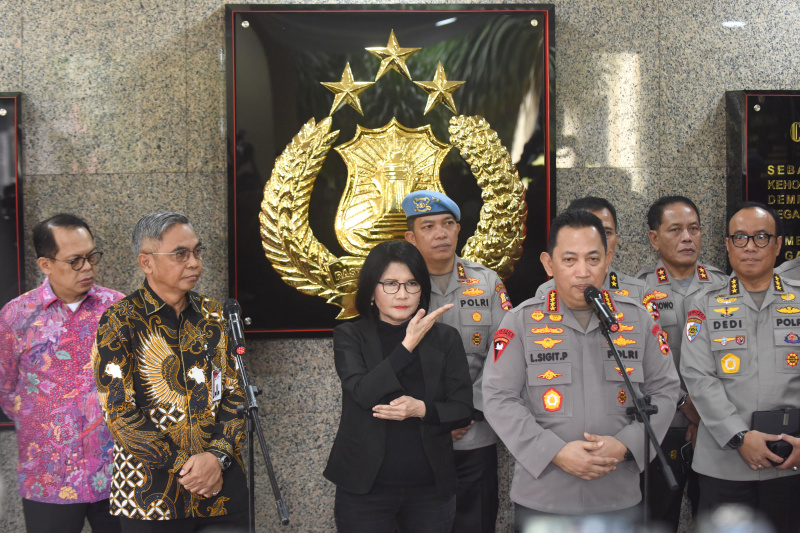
[320,63,375,116]
[365,29,421,81]
[413,62,465,115]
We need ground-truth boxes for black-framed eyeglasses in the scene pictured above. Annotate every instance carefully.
[51,251,104,271]
[377,280,421,294]
[143,246,206,262]
[728,232,775,248]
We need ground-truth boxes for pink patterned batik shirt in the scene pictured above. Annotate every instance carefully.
[0,278,124,503]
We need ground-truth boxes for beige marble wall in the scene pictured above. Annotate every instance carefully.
[1,0,799,531]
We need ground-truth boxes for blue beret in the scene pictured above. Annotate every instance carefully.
[401,190,461,221]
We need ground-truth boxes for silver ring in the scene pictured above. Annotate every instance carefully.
[794,466,798,471]
[758,465,763,469]
[212,491,219,496]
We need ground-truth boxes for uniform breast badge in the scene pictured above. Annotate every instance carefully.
[260,30,527,318]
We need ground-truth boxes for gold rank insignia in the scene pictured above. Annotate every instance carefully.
[459,277,481,285]
[615,366,634,376]
[716,295,737,304]
[697,265,710,281]
[729,277,740,295]
[610,272,619,289]
[613,312,625,321]
[657,267,669,283]
[775,275,784,292]
[782,294,796,301]
[547,290,559,312]
[612,335,636,347]
[530,325,564,335]
[462,287,484,296]
[537,369,562,380]
[618,324,634,332]
[457,263,467,280]
[617,390,627,404]
[614,289,629,296]
[713,336,745,346]
[777,306,800,314]
[531,310,545,322]
[472,311,482,322]
[720,353,740,374]
[650,290,668,300]
[788,353,799,367]
[602,290,616,312]
[713,307,739,317]
[542,388,562,411]
[533,337,563,349]
[550,314,563,322]
[472,333,482,346]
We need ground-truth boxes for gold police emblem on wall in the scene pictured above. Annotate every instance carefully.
[260,31,527,319]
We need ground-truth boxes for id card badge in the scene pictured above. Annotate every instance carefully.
[211,368,223,402]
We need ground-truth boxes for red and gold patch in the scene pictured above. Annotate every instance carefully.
[462,287,484,296]
[500,291,512,311]
[613,312,625,321]
[697,265,709,281]
[650,290,668,300]
[493,328,515,362]
[537,369,562,380]
[550,314,563,322]
[531,325,564,335]
[472,333,482,346]
[788,352,799,367]
[617,390,627,404]
[542,388,563,411]
[615,366,635,376]
[472,311,482,322]
[459,277,481,285]
[457,262,467,280]
[658,331,670,355]
[495,283,507,293]
[547,290,559,313]
[618,324,635,332]
[531,310,545,322]
[614,289,630,297]
[602,290,616,312]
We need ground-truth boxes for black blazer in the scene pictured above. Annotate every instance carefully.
[323,318,474,496]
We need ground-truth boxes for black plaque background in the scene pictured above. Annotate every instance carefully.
[0,92,25,428]
[727,91,800,267]
[226,5,556,336]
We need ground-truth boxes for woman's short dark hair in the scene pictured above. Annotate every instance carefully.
[355,241,431,319]
[33,213,94,258]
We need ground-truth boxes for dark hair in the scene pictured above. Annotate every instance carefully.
[567,197,617,232]
[727,201,783,237]
[355,241,431,319]
[33,214,94,258]
[646,196,701,230]
[547,209,607,254]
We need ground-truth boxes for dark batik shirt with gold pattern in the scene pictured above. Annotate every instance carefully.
[92,280,246,520]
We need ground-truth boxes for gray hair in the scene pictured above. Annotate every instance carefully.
[132,211,192,256]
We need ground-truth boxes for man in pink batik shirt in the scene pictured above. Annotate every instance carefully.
[0,214,123,533]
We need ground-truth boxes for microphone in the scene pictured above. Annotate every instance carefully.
[584,286,619,333]
[224,298,246,356]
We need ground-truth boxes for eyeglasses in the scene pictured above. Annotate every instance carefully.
[377,280,421,294]
[143,246,206,262]
[728,233,775,248]
[51,251,103,271]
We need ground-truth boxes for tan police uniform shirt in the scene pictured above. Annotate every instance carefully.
[636,261,726,426]
[536,270,653,305]
[433,255,512,450]
[483,289,680,514]
[680,274,800,481]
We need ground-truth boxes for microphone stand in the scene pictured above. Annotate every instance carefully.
[232,347,290,529]
[598,322,678,525]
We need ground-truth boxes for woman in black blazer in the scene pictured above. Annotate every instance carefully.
[324,240,474,533]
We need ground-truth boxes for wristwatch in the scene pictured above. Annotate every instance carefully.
[210,450,232,471]
[676,393,689,410]
[727,431,748,449]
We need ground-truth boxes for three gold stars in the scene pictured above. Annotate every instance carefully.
[320,30,466,116]
[365,29,421,81]
[320,63,375,116]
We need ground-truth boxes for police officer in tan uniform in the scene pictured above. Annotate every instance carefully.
[402,190,511,533]
[483,209,679,530]
[681,202,800,533]
[775,252,800,279]
[536,197,651,303]
[635,195,725,529]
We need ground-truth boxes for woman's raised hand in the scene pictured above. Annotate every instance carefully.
[401,304,454,352]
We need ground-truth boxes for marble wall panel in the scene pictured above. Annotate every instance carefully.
[0,0,23,92]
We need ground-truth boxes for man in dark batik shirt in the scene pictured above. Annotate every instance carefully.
[93,211,246,532]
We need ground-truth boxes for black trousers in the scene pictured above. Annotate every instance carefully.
[119,510,248,533]
[22,498,120,533]
[451,444,499,533]
[698,473,800,533]
[645,426,699,530]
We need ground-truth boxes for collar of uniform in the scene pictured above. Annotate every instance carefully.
[40,276,98,310]
[723,274,784,312]
[547,291,598,333]
[434,254,464,296]
[138,279,202,317]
